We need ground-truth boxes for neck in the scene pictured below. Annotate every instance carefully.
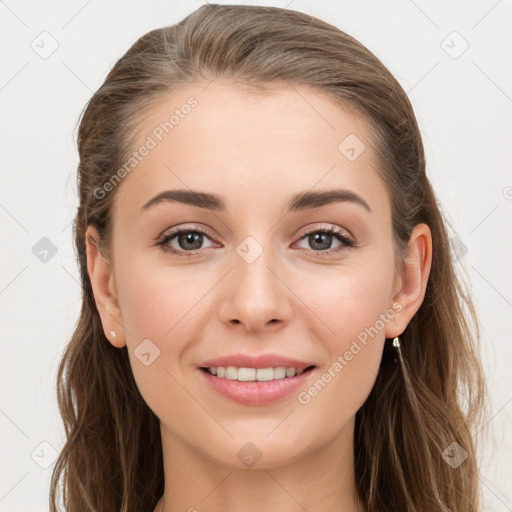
[154,417,364,512]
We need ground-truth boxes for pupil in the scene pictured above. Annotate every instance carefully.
[310,232,331,250]
[179,232,202,250]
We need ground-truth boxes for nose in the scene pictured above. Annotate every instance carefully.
[217,246,293,333]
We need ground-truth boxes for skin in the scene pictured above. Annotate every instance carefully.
[86,80,432,512]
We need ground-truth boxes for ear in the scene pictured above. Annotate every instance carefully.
[385,223,433,338]
[85,225,126,348]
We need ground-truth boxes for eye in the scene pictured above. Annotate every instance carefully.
[156,225,217,257]
[294,226,356,256]
[156,224,357,258]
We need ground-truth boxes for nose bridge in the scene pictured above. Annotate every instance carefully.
[218,232,292,330]
[234,235,281,304]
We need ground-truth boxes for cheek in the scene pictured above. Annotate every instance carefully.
[295,260,393,351]
[114,260,197,410]
[293,282,388,430]
[117,254,202,341]
[290,261,393,411]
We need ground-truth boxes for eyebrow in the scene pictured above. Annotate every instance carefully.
[140,188,372,214]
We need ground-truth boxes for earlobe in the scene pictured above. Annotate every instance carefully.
[385,223,433,338]
[85,225,126,348]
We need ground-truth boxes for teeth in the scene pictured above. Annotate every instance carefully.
[206,366,306,381]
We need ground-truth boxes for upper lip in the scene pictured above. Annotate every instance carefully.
[199,352,315,370]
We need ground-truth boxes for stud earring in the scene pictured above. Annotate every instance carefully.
[110,330,116,338]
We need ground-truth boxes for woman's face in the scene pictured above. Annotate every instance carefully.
[87,80,417,469]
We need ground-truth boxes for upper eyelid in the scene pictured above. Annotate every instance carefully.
[295,224,352,239]
[162,223,217,239]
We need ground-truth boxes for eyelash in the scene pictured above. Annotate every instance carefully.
[156,225,357,258]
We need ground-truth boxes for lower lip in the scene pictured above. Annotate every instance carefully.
[198,367,316,406]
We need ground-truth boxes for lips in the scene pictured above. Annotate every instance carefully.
[199,352,315,370]
[198,363,318,406]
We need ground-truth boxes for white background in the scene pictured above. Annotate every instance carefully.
[1,0,511,510]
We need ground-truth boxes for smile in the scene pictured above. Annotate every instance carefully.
[198,365,317,406]
[201,365,315,381]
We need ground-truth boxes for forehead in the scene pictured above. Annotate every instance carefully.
[111,80,388,223]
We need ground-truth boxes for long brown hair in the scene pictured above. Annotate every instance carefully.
[50,4,487,511]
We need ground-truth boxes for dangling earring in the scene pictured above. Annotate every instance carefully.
[392,335,403,365]
[110,330,116,338]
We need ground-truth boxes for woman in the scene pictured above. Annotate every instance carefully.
[50,4,487,511]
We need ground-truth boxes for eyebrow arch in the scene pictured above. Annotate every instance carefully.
[283,189,371,214]
[140,188,372,214]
